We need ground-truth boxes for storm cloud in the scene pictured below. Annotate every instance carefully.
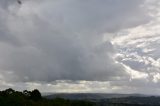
[1,0,159,94]
[0,0,150,82]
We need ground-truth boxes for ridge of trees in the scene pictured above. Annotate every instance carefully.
[0,88,94,106]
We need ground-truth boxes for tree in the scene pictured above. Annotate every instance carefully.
[23,90,31,97]
[5,88,15,94]
[0,88,95,106]
[30,89,42,101]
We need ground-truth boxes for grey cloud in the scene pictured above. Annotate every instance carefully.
[0,0,150,82]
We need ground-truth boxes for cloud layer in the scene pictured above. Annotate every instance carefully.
[1,0,160,94]
[0,0,149,82]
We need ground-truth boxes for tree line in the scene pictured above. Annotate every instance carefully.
[0,88,94,106]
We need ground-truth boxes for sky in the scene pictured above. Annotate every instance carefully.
[0,0,160,95]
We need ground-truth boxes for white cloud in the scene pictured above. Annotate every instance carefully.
[112,0,160,94]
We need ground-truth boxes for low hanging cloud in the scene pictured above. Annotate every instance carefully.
[0,0,150,82]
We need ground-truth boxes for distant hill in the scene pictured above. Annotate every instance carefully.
[101,96,160,106]
[44,93,148,100]
[45,93,160,106]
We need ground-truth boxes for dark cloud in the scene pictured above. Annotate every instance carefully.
[0,0,150,82]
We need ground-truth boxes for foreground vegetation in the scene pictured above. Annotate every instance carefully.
[1,88,160,106]
[0,88,94,106]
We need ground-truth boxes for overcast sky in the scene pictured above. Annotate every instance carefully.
[0,0,160,95]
